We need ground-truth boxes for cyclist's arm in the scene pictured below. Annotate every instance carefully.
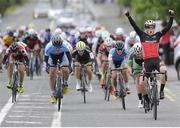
[160,17,173,36]
[108,54,113,69]
[127,16,143,37]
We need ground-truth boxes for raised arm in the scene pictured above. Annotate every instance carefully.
[125,11,143,37]
[161,10,174,36]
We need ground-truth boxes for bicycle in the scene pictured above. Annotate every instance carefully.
[101,60,111,101]
[141,70,167,120]
[77,64,92,104]
[35,54,41,76]
[29,49,34,80]
[111,68,127,110]
[12,60,20,103]
[55,62,66,112]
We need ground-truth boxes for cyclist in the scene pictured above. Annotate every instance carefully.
[72,41,94,92]
[45,33,71,104]
[23,29,43,69]
[2,41,29,93]
[3,27,15,48]
[128,43,144,108]
[125,9,174,99]
[125,31,140,50]
[97,37,114,87]
[108,41,130,99]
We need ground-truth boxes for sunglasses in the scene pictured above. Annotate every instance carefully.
[117,48,122,51]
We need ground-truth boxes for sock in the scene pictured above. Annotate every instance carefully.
[138,93,142,100]
[160,84,165,92]
[88,80,92,86]
[125,82,129,88]
[51,90,56,96]
[143,94,150,102]
[76,79,80,85]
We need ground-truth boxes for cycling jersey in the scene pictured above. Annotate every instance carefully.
[23,36,42,50]
[98,43,112,57]
[108,48,128,69]
[44,42,71,67]
[72,48,94,64]
[3,42,29,64]
[127,16,173,60]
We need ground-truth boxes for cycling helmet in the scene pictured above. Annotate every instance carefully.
[129,31,136,39]
[10,42,18,51]
[28,29,37,36]
[86,26,93,32]
[104,37,113,47]
[6,26,14,36]
[133,43,142,54]
[114,41,124,50]
[95,30,102,38]
[115,27,124,36]
[54,28,62,35]
[101,30,110,41]
[144,20,156,29]
[51,33,63,47]
[60,32,67,40]
[76,41,86,51]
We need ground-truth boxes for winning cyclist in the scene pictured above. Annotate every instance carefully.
[45,34,71,104]
[72,41,94,92]
[108,41,130,99]
[125,9,175,99]
[3,42,29,93]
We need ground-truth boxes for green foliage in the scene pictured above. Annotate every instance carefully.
[117,0,180,27]
[0,0,27,17]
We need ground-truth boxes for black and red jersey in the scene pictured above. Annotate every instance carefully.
[127,16,173,60]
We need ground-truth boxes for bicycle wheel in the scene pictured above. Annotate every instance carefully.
[81,77,86,104]
[30,59,34,80]
[152,85,158,120]
[56,77,62,111]
[12,72,18,103]
[35,57,41,76]
[119,78,126,110]
[104,72,108,100]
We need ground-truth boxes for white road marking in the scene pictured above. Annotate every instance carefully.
[0,96,19,125]
[51,101,62,127]
[8,115,50,119]
[14,106,50,109]
[5,121,42,124]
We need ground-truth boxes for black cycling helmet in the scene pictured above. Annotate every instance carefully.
[10,42,18,51]
[114,41,124,50]
[51,33,63,47]
[144,20,156,29]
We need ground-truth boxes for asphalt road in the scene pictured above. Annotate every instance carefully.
[0,0,180,127]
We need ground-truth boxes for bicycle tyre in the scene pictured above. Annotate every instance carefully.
[30,58,34,80]
[119,78,126,110]
[12,72,18,103]
[152,85,158,120]
[56,77,62,111]
[81,76,86,104]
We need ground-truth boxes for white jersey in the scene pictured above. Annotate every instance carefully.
[125,36,140,50]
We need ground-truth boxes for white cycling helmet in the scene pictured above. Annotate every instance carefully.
[115,27,124,36]
[95,30,102,38]
[54,28,62,35]
[133,43,142,54]
[101,30,110,41]
[129,31,136,39]
[104,37,113,47]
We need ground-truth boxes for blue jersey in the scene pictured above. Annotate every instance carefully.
[108,48,128,62]
[44,42,70,56]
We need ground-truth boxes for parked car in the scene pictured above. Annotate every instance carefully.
[33,3,51,19]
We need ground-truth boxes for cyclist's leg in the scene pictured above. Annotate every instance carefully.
[121,60,130,93]
[7,55,14,88]
[18,63,26,93]
[158,60,167,99]
[86,62,93,92]
[111,63,117,95]
[99,54,108,87]
[75,62,81,90]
